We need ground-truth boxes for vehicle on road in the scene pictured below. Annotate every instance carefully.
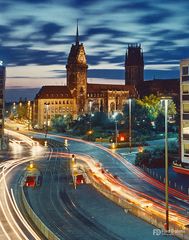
[24,172,42,188]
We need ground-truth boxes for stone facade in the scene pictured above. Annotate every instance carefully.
[33,26,137,128]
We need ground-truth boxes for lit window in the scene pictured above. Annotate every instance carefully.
[183,85,189,94]
[182,66,189,76]
[184,143,189,155]
[183,103,189,113]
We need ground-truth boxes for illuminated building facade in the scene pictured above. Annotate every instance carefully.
[180,59,189,164]
[0,61,6,149]
[34,26,137,128]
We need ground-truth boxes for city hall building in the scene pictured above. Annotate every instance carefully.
[33,25,180,129]
[33,27,137,129]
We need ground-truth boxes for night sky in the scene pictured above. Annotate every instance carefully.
[1,0,189,94]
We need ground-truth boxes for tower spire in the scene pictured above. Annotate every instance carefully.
[76,19,79,45]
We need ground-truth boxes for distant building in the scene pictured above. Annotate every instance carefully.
[125,44,179,101]
[0,61,6,149]
[33,86,77,129]
[33,25,137,129]
[180,59,189,164]
[125,43,144,88]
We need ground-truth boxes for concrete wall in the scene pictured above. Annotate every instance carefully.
[21,187,61,240]
[86,169,189,240]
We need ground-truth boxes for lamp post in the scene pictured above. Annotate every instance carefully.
[28,101,31,130]
[128,98,132,153]
[161,98,170,233]
[112,112,118,147]
[71,154,77,189]
[115,120,118,147]
[89,100,93,131]
[64,139,71,184]
[44,103,49,139]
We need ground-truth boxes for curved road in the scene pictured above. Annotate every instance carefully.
[25,137,178,240]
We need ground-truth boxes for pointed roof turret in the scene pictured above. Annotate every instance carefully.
[76,19,79,45]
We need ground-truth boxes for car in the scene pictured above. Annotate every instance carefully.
[24,173,43,188]
[24,176,36,187]
[76,174,85,185]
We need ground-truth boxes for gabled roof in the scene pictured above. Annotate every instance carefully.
[35,86,73,99]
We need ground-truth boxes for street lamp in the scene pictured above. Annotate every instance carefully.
[44,103,50,139]
[28,101,31,130]
[112,112,118,147]
[128,98,132,153]
[64,139,71,183]
[89,100,93,131]
[161,97,171,233]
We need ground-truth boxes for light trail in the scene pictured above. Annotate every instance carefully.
[0,130,43,239]
[44,132,189,203]
[55,151,189,230]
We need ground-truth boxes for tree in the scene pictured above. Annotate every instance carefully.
[51,115,66,132]
[64,114,73,129]
[92,112,111,127]
[123,99,153,135]
[17,102,27,119]
[137,94,161,122]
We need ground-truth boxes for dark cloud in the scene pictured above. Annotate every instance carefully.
[0,45,67,66]
[113,1,153,12]
[39,22,63,38]
[85,27,127,38]
[88,69,124,80]
[0,2,11,11]
[7,0,52,4]
[138,11,172,25]
[67,0,100,7]
[12,17,35,26]
[0,25,11,35]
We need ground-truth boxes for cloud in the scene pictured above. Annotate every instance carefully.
[11,17,35,26]
[138,11,172,25]
[0,0,188,89]
[38,22,63,38]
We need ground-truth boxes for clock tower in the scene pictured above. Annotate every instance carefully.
[66,23,88,115]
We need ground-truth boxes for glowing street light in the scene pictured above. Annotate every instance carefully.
[28,101,31,130]
[128,98,132,153]
[112,112,118,147]
[161,97,171,233]
[44,103,50,139]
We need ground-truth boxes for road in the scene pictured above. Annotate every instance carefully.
[2,129,184,239]
[0,130,45,240]
[25,143,177,240]
[35,134,189,217]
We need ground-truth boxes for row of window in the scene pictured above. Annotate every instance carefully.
[45,93,69,97]
[88,93,104,98]
[44,108,73,114]
[44,100,73,105]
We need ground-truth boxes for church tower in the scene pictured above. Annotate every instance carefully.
[66,22,88,115]
[125,44,144,89]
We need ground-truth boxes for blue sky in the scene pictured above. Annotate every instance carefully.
[0,0,189,90]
